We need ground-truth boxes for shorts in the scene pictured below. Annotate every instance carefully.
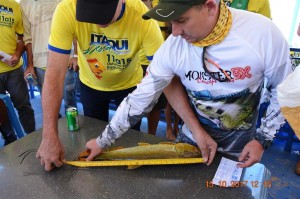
[153,93,167,110]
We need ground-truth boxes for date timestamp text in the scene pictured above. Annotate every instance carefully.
[205,180,272,188]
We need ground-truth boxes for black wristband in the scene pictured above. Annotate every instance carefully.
[254,133,273,149]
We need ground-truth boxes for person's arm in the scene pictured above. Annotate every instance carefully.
[163,77,217,165]
[68,39,79,72]
[36,50,70,171]
[238,22,293,168]
[15,35,25,59]
[297,23,300,37]
[21,4,36,77]
[24,43,36,78]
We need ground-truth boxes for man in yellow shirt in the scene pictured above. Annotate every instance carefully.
[0,0,35,145]
[36,0,164,171]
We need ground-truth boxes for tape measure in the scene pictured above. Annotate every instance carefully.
[64,158,204,167]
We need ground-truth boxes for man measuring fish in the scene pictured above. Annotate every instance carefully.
[37,0,292,171]
[83,0,291,167]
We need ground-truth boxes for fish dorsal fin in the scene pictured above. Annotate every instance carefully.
[158,142,176,145]
[79,149,90,157]
[138,143,151,146]
[127,165,142,169]
[106,146,125,151]
[78,149,90,160]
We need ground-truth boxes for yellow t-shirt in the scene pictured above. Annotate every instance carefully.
[248,0,271,19]
[49,0,163,91]
[0,0,24,73]
[226,0,271,19]
[139,49,150,67]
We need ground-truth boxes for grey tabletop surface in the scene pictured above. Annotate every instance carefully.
[0,116,270,199]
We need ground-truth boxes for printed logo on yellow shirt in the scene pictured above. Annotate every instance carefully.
[86,33,129,54]
[87,58,106,80]
[0,5,15,27]
[83,33,132,73]
[0,5,13,14]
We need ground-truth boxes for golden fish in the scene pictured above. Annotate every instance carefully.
[78,142,202,161]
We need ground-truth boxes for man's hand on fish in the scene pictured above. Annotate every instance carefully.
[86,138,104,161]
[193,131,217,166]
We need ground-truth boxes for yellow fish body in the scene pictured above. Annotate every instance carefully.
[79,142,201,161]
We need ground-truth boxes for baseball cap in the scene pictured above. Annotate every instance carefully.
[76,0,119,24]
[142,0,205,22]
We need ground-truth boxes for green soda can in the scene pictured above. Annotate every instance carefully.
[66,107,79,131]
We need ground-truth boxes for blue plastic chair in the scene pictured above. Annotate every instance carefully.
[0,94,25,138]
[276,121,299,152]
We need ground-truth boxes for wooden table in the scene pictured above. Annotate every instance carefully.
[0,116,270,198]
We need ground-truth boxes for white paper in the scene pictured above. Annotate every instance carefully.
[0,51,12,62]
[212,157,243,187]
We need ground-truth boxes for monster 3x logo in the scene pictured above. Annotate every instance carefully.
[231,66,252,80]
